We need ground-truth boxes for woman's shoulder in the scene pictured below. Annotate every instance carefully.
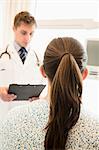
[0,99,49,131]
[6,99,49,121]
[66,111,99,150]
[0,99,49,149]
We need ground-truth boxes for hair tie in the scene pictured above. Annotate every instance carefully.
[61,52,70,59]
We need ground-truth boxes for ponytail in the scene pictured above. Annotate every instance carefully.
[44,53,82,150]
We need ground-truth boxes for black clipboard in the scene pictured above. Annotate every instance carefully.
[8,84,46,100]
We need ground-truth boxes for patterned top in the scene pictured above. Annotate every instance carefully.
[0,99,99,150]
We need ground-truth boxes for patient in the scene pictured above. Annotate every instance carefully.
[0,37,99,150]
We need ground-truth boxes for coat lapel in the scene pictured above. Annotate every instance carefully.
[8,44,23,67]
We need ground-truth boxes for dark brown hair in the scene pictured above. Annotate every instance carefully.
[43,37,87,150]
[14,11,37,28]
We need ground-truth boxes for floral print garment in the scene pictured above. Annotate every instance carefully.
[0,99,99,150]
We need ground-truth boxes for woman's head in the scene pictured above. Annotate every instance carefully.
[43,37,87,82]
[43,37,88,150]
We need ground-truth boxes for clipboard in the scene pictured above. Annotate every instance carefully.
[8,84,46,100]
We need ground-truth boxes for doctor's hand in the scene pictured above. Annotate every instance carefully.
[0,87,17,102]
[29,96,39,102]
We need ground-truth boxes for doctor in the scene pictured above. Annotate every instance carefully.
[0,11,44,103]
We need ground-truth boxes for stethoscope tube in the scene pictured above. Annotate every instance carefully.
[0,45,40,66]
[0,45,11,59]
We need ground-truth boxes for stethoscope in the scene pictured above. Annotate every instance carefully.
[0,45,11,59]
[0,45,40,66]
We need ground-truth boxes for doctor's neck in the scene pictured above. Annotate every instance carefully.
[14,41,29,50]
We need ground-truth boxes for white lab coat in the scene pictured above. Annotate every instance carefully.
[0,43,46,120]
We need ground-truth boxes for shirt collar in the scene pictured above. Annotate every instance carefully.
[13,41,30,53]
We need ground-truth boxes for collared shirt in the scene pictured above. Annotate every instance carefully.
[13,41,30,57]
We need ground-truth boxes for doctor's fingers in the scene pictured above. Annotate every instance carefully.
[0,94,17,102]
[29,96,39,102]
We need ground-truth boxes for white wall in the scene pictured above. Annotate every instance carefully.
[31,28,99,61]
